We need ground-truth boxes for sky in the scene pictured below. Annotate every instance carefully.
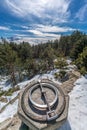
[0,0,87,44]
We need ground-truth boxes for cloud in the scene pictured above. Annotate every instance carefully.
[21,26,29,29]
[29,29,60,38]
[10,24,75,41]
[0,0,76,43]
[27,24,74,38]
[8,36,60,45]
[76,4,87,21]
[29,30,43,36]
[34,24,75,33]
[0,26,10,31]
[5,0,71,23]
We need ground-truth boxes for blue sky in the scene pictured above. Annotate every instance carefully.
[0,0,87,43]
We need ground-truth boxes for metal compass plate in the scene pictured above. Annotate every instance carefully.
[21,80,66,122]
[29,83,58,109]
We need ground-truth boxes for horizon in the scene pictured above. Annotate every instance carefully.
[0,0,87,44]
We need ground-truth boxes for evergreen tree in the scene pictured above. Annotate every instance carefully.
[75,47,87,74]
[0,43,17,86]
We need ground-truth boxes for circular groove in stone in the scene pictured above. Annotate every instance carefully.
[29,83,58,109]
[21,80,66,122]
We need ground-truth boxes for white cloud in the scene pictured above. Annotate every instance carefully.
[27,24,74,38]
[9,37,60,45]
[0,26,10,31]
[76,4,87,21]
[28,29,61,38]
[21,26,29,29]
[1,0,75,43]
[5,0,71,23]
[29,30,43,36]
[35,24,74,33]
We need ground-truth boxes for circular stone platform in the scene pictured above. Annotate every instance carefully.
[18,79,69,130]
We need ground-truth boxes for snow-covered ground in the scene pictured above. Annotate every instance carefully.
[0,76,11,91]
[0,74,87,130]
[0,73,61,123]
[0,102,7,110]
[0,100,18,122]
[0,91,19,110]
[59,76,87,130]
[0,73,60,91]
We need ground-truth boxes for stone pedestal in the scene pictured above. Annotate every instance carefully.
[18,79,69,130]
[18,96,69,130]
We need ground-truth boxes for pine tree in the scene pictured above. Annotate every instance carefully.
[0,43,18,86]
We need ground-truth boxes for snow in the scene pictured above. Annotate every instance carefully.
[66,64,77,71]
[18,73,62,89]
[0,74,87,130]
[85,74,87,79]
[5,91,19,102]
[48,69,60,75]
[68,76,87,130]
[0,102,7,110]
[58,76,87,130]
[42,73,62,85]
[0,69,62,91]
[0,90,19,110]
[0,73,61,123]
[17,75,40,89]
[0,58,72,91]
[0,76,11,91]
[66,59,72,64]
[0,99,18,123]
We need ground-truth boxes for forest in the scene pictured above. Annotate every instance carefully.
[0,31,87,86]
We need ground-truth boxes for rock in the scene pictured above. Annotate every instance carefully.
[6,115,28,130]
[0,118,12,130]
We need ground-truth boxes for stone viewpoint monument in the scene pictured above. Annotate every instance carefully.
[18,78,69,130]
